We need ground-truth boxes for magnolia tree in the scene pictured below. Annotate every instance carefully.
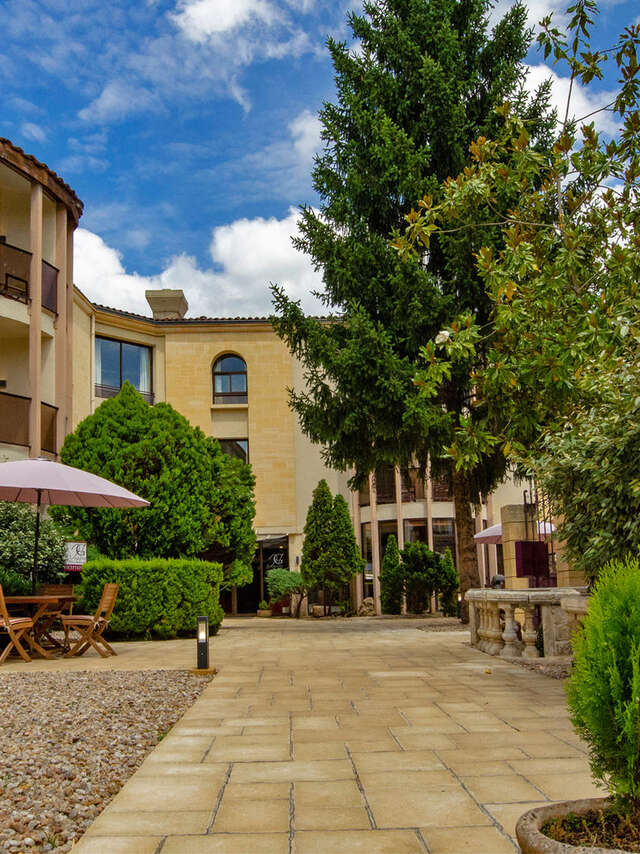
[395,0,640,582]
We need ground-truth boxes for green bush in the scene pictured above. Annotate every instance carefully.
[438,548,459,617]
[380,535,403,614]
[0,503,66,591]
[79,557,224,640]
[402,541,440,613]
[266,568,304,602]
[567,556,640,809]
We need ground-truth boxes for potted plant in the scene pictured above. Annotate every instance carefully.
[257,600,272,617]
[516,557,640,853]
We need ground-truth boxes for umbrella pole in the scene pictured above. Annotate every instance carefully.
[32,489,42,595]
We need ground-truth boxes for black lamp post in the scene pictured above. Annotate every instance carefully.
[196,615,209,670]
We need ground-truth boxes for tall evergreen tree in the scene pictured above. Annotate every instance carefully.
[300,479,335,601]
[272,0,553,617]
[380,534,403,615]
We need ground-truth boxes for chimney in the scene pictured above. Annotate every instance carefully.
[145,289,188,320]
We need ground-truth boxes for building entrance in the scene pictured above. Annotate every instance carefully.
[234,535,289,613]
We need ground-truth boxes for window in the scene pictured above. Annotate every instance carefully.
[432,518,456,564]
[213,354,247,404]
[95,337,153,403]
[219,439,249,463]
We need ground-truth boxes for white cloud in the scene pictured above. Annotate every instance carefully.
[79,80,164,124]
[526,64,619,136]
[20,122,46,143]
[171,0,280,40]
[290,109,322,163]
[73,207,325,318]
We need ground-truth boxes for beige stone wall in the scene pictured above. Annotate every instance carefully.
[0,327,29,396]
[164,326,299,534]
[71,294,93,426]
[0,162,30,250]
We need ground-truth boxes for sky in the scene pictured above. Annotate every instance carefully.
[1,0,637,318]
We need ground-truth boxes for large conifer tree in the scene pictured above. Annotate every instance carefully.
[272,0,552,617]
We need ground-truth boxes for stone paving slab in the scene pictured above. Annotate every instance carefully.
[68,617,603,853]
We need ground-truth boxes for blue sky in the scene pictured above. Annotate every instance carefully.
[1,0,637,317]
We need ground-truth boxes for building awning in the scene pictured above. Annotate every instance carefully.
[474,521,554,545]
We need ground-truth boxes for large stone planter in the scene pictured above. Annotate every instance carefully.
[516,797,629,853]
[257,609,272,617]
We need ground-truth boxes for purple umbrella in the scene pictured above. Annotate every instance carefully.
[0,458,150,592]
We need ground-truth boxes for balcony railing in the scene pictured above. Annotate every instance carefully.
[95,383,154,405]
[0,392,57,453]
[0,391,30,446]
[0,241,30,303]
[42,260,58,313]
[0,240,59,313]
[41,402,57,454]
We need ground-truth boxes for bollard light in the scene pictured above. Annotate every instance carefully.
[196,615,209,670]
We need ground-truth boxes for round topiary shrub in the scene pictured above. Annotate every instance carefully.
[566,555,640,813]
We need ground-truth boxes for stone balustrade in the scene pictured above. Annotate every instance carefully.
[466,587,587,659]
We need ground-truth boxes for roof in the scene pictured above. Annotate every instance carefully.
[91,302,276,325]
[0,138,84,223]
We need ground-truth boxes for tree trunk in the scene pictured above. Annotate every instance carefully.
[452,468,481,623]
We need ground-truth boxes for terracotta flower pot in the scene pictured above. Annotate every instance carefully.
[516,797,630,854]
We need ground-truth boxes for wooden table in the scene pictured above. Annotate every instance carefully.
[5,595,76,659]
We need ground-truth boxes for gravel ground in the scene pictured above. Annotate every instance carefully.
[0,670,212,853]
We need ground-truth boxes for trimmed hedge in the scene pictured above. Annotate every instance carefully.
[79,558,224,639]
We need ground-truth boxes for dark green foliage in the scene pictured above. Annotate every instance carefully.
[567,557,640,808]
[54,383,256,588]
[79,557,224,639]
[266,568,306,602]
[0,502,66,593]
[301,481,363,609]
[272,0,553,610]
[439,547,459,616]
[402,541,440,613]
[380,535,403,614]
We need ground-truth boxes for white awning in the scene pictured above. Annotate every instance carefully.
[474,521,554,545]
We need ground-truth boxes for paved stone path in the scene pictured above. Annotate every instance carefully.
[74,617,602,853]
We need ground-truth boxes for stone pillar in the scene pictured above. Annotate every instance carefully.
[66,221,74,427]
[522,604,540,658]
[54,205,68,454]
[231,586,238,616]
[426,458,434,550]
[486,493,498,575]
[28,183,43,458]
[394,465,406,614]
[351,481,363,611]
[500,504,530,590]
[501,603,520,657]
[474,501,485,586]
[369,472,382,616]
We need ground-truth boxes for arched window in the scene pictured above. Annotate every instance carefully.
[213,354,247,404]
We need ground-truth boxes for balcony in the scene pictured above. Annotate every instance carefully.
[0,392,57,453]
[95,384,154,405]
[0,240,58,313]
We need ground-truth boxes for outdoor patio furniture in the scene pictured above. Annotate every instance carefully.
[37,584,75,651]
[0,585,35,664]
[4,593,71,659]
[62,583,119,658]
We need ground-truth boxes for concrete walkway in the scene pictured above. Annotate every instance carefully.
[74,618,602,854]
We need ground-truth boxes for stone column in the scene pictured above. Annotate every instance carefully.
[486,493,498,575]
[54,205,68,454]
[369,472,382,615]
[522,604,540,658]
[28,183,43,458]
[426,458,434,550]
[474,501,485,586]
[501,603,520,657]
[500,504,530,590]
[351,479,363,611]
[394,465,406,614]
[66,221,74,425]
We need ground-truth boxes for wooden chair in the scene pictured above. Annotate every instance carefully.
[37,583,75,651]
[62,583,119,658]
[0,585,34,664]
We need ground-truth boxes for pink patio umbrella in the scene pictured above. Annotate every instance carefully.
[0,458,150,592]
[473,520,555,545]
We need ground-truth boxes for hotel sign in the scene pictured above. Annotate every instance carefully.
[64,541,87,572]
